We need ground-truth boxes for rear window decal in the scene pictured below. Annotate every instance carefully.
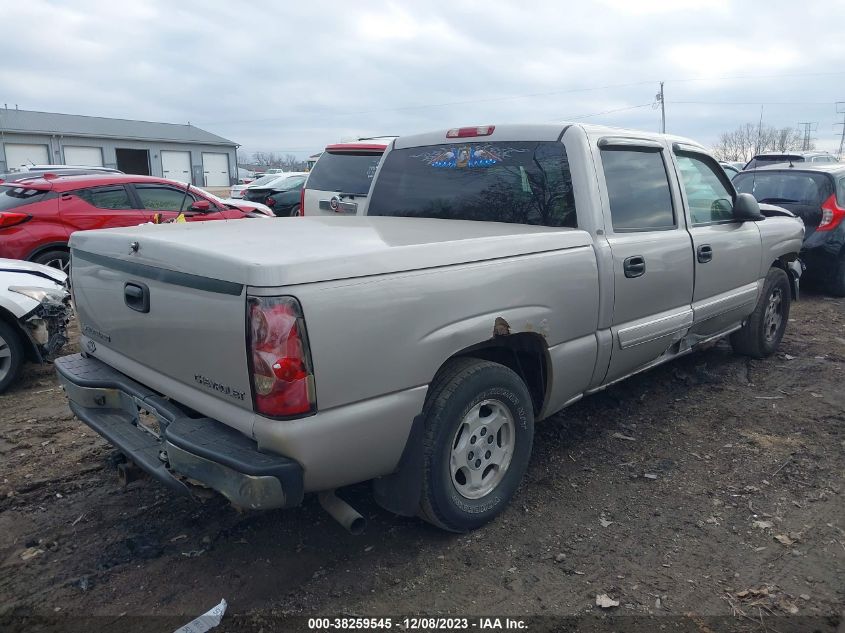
[412,144,526,169]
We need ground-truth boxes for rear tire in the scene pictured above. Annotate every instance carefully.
[417,358,534,532]
[0,321,24,393]
[730,267,791,359]
[290,205,302,217]
[32,249,69,273]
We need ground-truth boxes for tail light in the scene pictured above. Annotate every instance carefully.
[299,187,305,215]
[446,125,495,138]
[265,196,275,207]
[0,212,30,229]
[247,296,315,418]
[817,194,845,232]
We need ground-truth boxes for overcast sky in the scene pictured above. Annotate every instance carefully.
[2,0,843,158]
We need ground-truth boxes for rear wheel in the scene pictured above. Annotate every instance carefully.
[32,249,69,273]
[0,321,24,393]
[290,205,302,217]
[417,358,534,532]
[730,267,791,359]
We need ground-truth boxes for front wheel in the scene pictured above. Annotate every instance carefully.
[418,358,534,532]
[730,267,791,359]
[0,321,24,393]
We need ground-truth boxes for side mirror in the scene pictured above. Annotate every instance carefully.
[733,193,764,222]
[189,199,212,213]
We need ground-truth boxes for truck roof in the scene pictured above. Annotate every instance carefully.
[394,123,706,151]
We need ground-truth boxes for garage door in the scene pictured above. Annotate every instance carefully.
[202,152,230,187]
[4,143,49,171]
[161,150,192,181]
[63,146,103,167]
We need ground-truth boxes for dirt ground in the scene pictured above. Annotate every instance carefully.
[0,293,843,632]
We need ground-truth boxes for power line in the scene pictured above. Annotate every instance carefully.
[201,69,845,126]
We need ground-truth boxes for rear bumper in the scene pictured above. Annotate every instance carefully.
[55,353,304,509]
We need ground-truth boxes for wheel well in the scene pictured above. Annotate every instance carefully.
[449,332,550,417]
[0,307,39,363]
[27,242,69,262]
[771,256,798,300]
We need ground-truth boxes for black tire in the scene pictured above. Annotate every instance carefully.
[0,320,25,394]
[418,358,534,532]
[730,267,791,359]
[290,205,302,217]
[828,254,845,297]
[32,249,69,273]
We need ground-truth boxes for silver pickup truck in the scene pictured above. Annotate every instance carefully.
[56,124,804,533]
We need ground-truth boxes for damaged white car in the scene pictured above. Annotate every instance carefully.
[0,259,72,392]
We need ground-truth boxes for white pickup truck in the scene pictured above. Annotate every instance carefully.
[56,124,803,533]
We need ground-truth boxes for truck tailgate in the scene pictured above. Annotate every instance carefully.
[70,248,252,417]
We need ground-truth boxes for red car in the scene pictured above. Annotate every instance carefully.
[0,174,269,271]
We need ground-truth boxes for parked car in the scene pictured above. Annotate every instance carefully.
[230,172,292,200]
[744,151,838,171]
[734,163,845,295]
[56,123,803,534]
[242,173,308,216]
[0,258,71,392]
[13,164,123,175]
[301,140,390,215]
[0,174,270,272]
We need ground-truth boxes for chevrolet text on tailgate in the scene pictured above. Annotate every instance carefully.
[57,123,804,533]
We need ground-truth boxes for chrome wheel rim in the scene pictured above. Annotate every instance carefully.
[450,399,515,500]
[764,287,783,342]
[44,257,69,273]
[0,332,11,383]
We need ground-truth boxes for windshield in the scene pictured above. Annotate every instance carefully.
[305,151,382,195]
[248,174,281,187]
[734,171,829,206]
[744,155,803,170]
[367,141,577,227]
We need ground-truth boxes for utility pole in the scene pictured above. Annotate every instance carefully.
[656,81,665,133]
[835,102,845,159]
[797,121,817,151]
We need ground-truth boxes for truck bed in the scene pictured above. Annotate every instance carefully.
[69,216,593,287]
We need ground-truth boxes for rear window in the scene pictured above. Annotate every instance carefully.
[744,155,803,170]
[367,141,577,228]
[305,151,382,195]
[733,171,831,206]
[0,185,50,211]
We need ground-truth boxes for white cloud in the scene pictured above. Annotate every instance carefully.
[0,0,842,155]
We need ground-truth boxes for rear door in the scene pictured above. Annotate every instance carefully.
[302,147,383,216]
[596,139,695,384]
[62,185,145,230]
[673,148,763,336]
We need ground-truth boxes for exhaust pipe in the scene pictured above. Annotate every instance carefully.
[318,491,366,535]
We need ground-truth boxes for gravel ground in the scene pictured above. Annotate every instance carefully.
[0,293,843,633]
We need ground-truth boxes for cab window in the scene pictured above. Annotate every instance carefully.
[675,154,734,224]
[600,148,675,231]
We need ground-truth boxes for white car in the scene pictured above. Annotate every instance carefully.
[0,259,72,392]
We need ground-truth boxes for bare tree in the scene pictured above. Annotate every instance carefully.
[712,123,811,162]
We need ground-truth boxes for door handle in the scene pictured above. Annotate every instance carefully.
[623,255,646,278]
[124,282,150,313]
[697,244,713,263]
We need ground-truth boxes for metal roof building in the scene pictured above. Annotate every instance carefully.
[0,108,238,187]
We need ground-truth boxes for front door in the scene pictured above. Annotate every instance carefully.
[131,184,220,223]
[597,142,695,384]
[673,150,762,336]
